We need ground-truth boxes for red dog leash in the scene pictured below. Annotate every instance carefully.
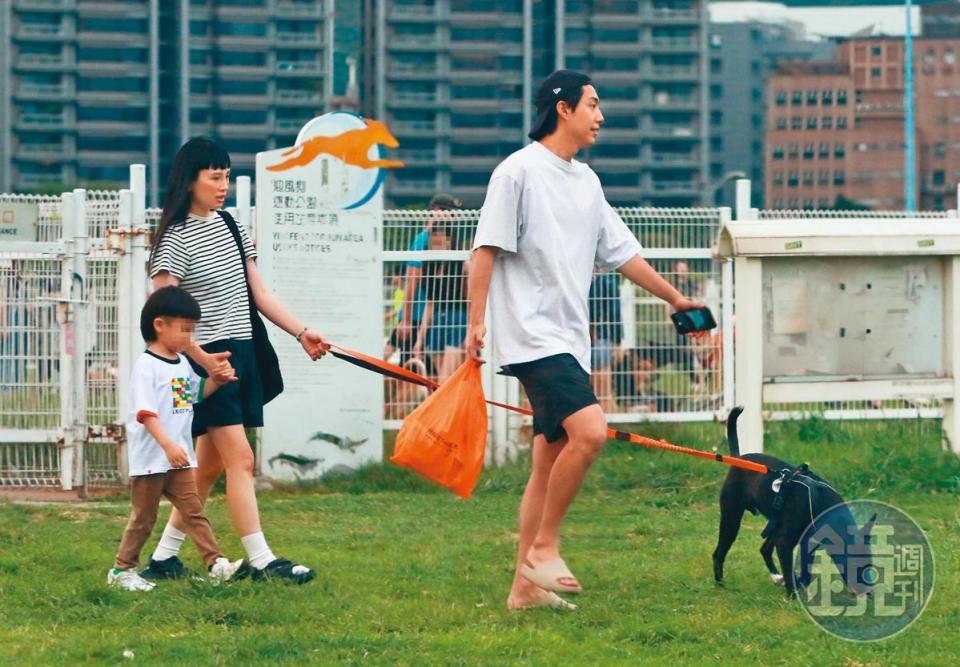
[329,344,769,475]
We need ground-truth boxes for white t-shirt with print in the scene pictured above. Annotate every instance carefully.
[126,350,203,477]
[472,141,643,374]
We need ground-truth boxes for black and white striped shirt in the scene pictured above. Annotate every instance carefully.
[150,211,257,344]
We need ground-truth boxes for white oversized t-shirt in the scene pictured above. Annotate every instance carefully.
[126,350,203,476]
[472,141,642,374]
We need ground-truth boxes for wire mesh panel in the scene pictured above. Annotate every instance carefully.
[85,253,120,427]
[380,207,727,424]
[85,191,122,240]
[0,252,63,487]
[83,253,125,488]
[19,191,122,242]
[619,206,723,249]
[85,438,125,488]
[382,209,473,418]
[0,256,62,429]
[0,442,61,488]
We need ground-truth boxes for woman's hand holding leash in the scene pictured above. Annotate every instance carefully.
[298,329,331,361]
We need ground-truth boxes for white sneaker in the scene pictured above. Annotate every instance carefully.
[208,557,245,584]
[107,568,156,591]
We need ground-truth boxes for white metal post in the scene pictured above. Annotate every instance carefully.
[71,188,88,489]
[127,165,150,485]
[719,208,735,415]
[58,193,76,490]
[116,189,134,481]
[734,256,764,453]
[129,164,148,317]
[735,179,753,221]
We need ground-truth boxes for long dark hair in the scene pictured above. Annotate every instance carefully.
[151,137,231,268]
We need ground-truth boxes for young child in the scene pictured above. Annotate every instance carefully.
[108,286,244,591]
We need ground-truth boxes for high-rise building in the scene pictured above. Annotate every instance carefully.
[765,36,960,211]
[1,0,710,209]
[707,15,834,207]
[0,0,340,204]
[376,0,710,208]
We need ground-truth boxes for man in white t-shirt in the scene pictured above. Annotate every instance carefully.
[466,70,702,610]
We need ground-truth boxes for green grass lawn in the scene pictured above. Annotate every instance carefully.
[1,419,959,665]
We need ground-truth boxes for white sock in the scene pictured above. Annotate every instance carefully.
[151,524,186,562]
[241,531,276,570]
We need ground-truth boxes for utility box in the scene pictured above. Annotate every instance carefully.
[716,218,960,455]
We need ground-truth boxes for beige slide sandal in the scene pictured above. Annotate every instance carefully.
[518,557,583,594]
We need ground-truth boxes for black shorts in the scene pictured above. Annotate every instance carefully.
[188,338,264,437]
[502,353,598,444]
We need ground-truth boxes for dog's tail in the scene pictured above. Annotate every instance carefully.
[726,406,744,456]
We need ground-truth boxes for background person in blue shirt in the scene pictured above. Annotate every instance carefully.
[384,193,464,369]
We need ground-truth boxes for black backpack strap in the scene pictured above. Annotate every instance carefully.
[219,209,258,324]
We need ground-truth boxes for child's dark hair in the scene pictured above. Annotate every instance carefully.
[140,286,201,342]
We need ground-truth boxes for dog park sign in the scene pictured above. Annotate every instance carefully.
[255,112,404,481]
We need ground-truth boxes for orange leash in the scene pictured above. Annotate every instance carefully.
[329,345,769,475]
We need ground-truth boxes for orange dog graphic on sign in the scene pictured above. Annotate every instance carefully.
[267,119,405,172]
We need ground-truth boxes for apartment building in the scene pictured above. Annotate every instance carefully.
[766,37,960,211]
[0,0,341,203]
[376,0,710,208]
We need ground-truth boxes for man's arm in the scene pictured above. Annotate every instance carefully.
[465,246,497,359]
[617,255,701,312]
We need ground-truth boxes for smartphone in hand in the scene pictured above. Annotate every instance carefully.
[671,306,717,335]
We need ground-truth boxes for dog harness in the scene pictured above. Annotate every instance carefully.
[760,463,839,540]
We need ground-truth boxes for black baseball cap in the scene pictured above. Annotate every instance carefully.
[528,69,593,140]
[428,193,463,210]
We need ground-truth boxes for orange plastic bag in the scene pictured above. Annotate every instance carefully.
[391,359,488,498]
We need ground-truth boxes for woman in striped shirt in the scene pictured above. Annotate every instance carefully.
[144,138,329,584]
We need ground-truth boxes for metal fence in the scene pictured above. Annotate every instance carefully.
[2,169,953,490]
[1,184,138,491]
[380,206,731,454]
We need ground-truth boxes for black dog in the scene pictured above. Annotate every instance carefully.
[712,407,874,597]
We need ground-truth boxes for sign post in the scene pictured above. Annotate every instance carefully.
[255,112,404,480]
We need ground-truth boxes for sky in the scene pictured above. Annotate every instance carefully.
[709,1,922,38]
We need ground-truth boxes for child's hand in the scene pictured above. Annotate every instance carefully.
[163,444,191,468]
[208,351,237,384]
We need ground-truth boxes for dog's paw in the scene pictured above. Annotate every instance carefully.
[770,573,785,587]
